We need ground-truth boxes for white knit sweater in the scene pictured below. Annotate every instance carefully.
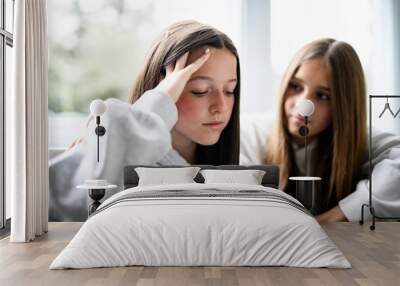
[49,90,187,221]
[240,113,400,222]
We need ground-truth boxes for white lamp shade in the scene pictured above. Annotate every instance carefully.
[90,99,107,116]
[296,99,314,117]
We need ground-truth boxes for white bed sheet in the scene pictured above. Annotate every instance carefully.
[50,183,351,269]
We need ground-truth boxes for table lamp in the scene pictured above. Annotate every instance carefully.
[89,99,107,162]
[77,99,116,216]
[289,99,322,214]
[295,99,315,176]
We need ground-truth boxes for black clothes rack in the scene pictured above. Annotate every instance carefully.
[360,95,400,230]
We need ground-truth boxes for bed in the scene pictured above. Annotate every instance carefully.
[50,165,350,269]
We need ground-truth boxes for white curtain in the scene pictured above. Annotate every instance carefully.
[9,0,49,242]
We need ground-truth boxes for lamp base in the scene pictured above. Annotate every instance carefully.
[88,188,105,216]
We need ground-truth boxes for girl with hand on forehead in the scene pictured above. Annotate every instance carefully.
[50,20,241,221]
[241,38,400,222]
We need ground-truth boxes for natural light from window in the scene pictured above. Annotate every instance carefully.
[48,0,242,149]
[270,0,374,75]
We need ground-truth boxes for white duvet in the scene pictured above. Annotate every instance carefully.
[50,183,351,269]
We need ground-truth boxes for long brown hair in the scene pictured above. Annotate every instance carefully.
[265,38,367,206]
[129,20,240,165]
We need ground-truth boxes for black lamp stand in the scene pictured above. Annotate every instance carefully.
[299,116,310,176]
[94,116,106,162]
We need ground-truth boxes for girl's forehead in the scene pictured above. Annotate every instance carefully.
[293,59,331,87]
[188,48,237,82]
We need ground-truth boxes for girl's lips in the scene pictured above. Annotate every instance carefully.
[291,115,306,126]
[294,115,304,122]
[202,122,225,129]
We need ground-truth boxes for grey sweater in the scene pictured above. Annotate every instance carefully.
[49,90,188,221]
[240,114,400,222]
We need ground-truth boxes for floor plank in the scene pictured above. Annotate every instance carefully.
[0,222,399,286]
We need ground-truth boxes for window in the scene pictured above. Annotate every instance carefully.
[242,0,399,134]
[48,0,242,150]
[1,0,14,231]
[270,0,374,75]
[270,0,399,134]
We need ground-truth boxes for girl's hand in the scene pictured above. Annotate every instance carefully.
[315,205,347,223]
[67,138,83,150]
[155,48,211,102]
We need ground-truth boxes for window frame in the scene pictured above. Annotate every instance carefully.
[0,0,14,231]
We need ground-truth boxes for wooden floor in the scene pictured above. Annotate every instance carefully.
[0,222,399,286]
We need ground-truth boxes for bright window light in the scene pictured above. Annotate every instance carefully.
[271,0,374,75]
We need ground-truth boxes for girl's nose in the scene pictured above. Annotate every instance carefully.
[210,90,229,114]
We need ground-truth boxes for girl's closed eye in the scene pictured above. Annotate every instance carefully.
[224,82,237,96]
[191,89,209,96]
[189,83,210,96]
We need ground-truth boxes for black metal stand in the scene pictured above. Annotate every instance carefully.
[94,116,106,162]
[359,95,400,230]
[88,188,106,216]
[299,116,310,176]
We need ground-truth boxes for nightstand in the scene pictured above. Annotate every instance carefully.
[77,182,117,216]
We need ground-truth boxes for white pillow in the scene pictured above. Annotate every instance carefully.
[200,169,266,185]
[135,167,201,186]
